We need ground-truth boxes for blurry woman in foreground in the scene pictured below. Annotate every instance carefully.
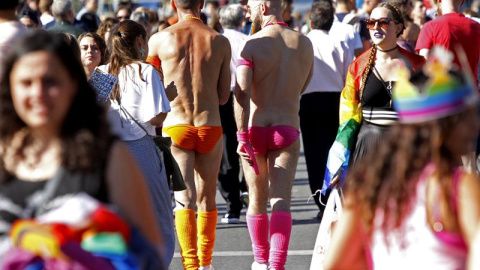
[0,31,163,255]
[324,55,480,269]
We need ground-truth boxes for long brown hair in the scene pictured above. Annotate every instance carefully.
[107,20,147,102]
[346,106,472,236]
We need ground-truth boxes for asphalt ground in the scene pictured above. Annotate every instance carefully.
[169,143,321,270]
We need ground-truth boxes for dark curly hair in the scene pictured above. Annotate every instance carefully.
[0,31,112,180]
[345,70,475,240]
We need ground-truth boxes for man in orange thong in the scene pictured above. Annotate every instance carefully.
[147,0,231,268]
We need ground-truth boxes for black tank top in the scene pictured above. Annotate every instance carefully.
[361,72,394,109]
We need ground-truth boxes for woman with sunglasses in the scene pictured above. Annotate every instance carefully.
[323,53,480,269]
[337,2,425,169]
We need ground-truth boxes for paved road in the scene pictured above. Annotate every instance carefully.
[169,146,321,270]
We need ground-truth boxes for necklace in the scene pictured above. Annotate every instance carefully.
[183,14,203,23]
[263,21,289,28]
[376,45,398,53]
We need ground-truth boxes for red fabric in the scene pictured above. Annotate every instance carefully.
[416,13,480,86]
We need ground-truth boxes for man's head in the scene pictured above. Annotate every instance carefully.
[172,0,204,11]
[219,4,244,29]
[310,0,335,31]
[52,0,74,23]
[0,0,19,10]
[246,0,282,33]
[39,0,53,14]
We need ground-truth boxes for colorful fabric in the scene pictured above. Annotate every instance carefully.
[248,125,300,155]
[146,55,161,70]
[246,213,270,264]
[175,209,199,270]
[237,58,255,69]
[269,211,292,270]
[197,209,218,267]
[163,125,223,153]
[321,47,425,194]
[393,49,477,123]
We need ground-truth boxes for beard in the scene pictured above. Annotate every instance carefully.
[250,16,262,34]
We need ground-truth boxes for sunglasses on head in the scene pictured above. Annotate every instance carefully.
[365,18,398,30]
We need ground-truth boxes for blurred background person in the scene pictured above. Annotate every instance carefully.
[130,9,152,38]
[39,0,55,28]
[98,20,176,266]
[48,0,83,38]
[0,0,28,78]
[78,32,107,78]
[18,7,41,29]
[324,55,480,270]
[0,30,164,258]
[75,0,100,32]
[115,6,131,22]
[411,0,428,28]
[96,17,118,42]
[301,0,351,220]
[217,3,249,224]
[387,0,420,53]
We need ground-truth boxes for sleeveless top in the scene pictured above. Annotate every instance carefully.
[0,161,110,238]
[369,164,467,270]
[361,72,399,126]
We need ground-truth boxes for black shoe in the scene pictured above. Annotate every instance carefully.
[316,209,324,221]
[221,213,240,224]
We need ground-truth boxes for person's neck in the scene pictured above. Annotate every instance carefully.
[336,4,349,14]
[261,15,284,28]
[0,10,18,23]
[440,3,460,14]
[178,9,201,20]
[375,44,399,60]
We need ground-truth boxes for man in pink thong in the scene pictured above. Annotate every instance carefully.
[248,125,300,155]
[233,0,313,269]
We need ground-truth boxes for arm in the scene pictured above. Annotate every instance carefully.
[419,49,429,59]
[106,141,163,247]
[148,66,171,127]
[324,200,368,270]
[300,41,314,95]
[218,37,232,105]
[234,65,253,133]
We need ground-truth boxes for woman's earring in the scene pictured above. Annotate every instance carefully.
[140,48,146,58]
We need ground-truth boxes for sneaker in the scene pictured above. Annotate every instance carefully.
[240,192,249,208]
[199,265,214,270]
[221,213,240,224]
[251,261,268,270]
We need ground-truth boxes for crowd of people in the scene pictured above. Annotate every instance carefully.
[0,0,479,269]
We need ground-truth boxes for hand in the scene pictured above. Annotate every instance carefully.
[237,142,253,166]
[165,81,177,101]
[329,174,340,187]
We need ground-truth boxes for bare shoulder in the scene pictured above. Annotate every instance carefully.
[148,29,174,51]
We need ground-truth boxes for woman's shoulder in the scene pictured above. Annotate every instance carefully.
[399,47,426,70]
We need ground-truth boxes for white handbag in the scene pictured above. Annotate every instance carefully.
[310,187,344,270]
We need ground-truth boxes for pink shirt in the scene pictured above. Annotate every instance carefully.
[369,165,467,270]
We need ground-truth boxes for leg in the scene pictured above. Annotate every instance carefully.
[195,138,223,267]
[242,154,270,265]
[299,92,340,217]
[218,97,243,220]
[171,145,199,270]
[268,140,300,270]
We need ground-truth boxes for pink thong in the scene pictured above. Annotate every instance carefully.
[237,58,255,69]
[248,125,300,155]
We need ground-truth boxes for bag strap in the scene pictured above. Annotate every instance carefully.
[119,104,149,136]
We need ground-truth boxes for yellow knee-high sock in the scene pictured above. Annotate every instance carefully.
[175,209,199,270]
[197,209,218,267]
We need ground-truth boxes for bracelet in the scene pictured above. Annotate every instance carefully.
[236,131,249,142]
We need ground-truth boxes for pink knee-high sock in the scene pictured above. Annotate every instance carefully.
[246,213,270,264]
[269,211,292,270]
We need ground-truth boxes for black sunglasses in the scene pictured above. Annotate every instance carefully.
[365,18,398,30]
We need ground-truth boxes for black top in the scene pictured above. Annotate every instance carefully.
[361,72,395,109]
[0,168,109,237]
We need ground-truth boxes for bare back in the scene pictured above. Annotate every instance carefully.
[241,25,313,128]
[150,20,231,127]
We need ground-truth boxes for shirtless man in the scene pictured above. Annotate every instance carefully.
[147,0,231,268]
[234,0,313,269]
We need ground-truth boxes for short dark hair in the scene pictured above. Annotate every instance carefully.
[310,1,334,31]
[174,0,201,10]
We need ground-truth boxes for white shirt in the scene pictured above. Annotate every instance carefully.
[330,19,362,59]
[304,29,350,94]
[98,63,171,141]
[0,21,28,78]
[222,28,247,91]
